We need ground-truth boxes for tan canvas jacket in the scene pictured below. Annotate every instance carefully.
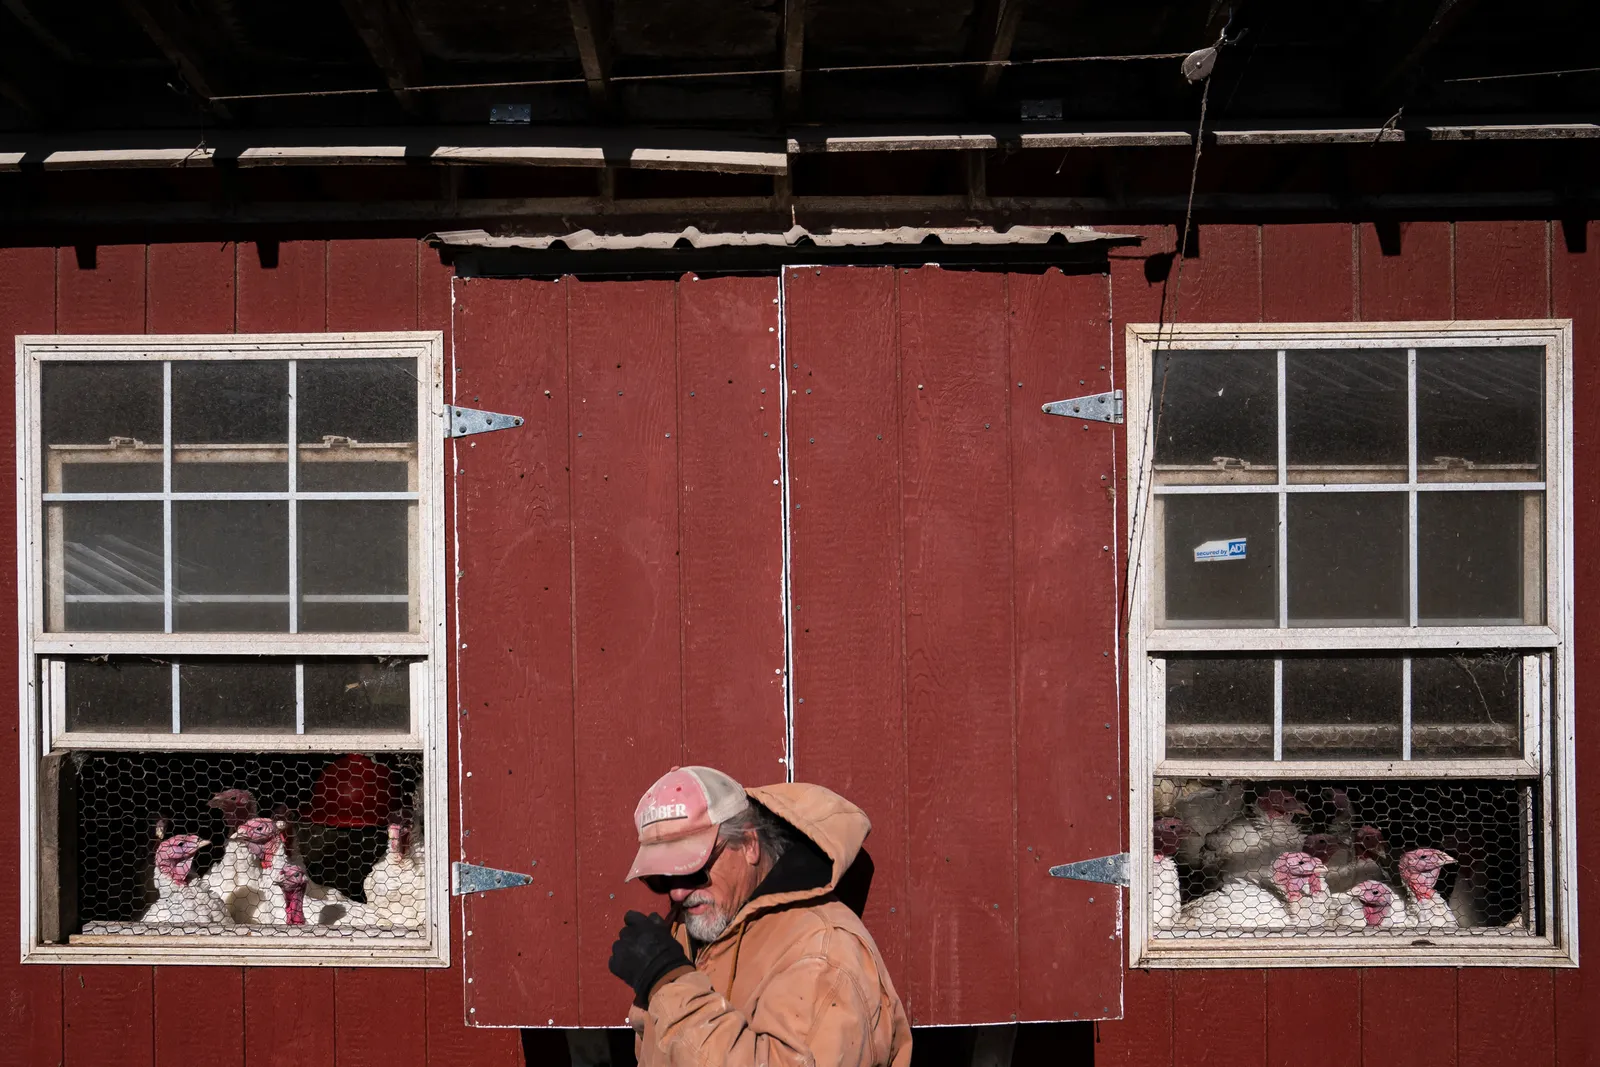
[630,782,913,1067]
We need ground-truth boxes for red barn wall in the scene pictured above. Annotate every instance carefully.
[0,225,1595,1064]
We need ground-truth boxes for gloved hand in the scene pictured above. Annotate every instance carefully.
[608,910,692,1007]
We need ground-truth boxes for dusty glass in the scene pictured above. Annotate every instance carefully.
[1285,350,1407,483]
[1287,493,1407,625]
[178,661,296,732]
[1281,656,1403,758]
[64,659,172,733]
[1411,653,1523,758]
[1164,655,1274,759]
[298,359,418,492]
[47,502,164,632]
[171,361,289,491]
[302,659,413,733]
[299,501,413,632]
[1151,351,1277,485]
[1418,491,1542,624]
[1161,495,1278,625]
[1416,347,1543,482]
[173,501,290,632]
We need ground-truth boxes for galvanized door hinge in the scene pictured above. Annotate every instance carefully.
[1042,389,1124,424]
[445,405,524,438]
[1048,852,1129,886]
[452,861,534,895]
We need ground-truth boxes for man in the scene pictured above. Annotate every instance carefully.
[608,766,912,1067]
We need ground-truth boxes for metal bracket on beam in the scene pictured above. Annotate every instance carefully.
[1048,852,1129,886]
[452,862,534,895]
[1042,389,1124,424]
[445,405,524,438]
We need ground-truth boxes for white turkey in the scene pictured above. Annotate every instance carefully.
[1398,848,1458,930]
[1304,825,1389,894]
[1151,817,1185,930]
[1173,851,1327,931]
[1333,879,1406,930]
[201,788,261,913]
[246,818,360,925]
[1167,780,1246,866]
[139,834,231,925]
[363,821,427,929]
[1201,788,1307,880]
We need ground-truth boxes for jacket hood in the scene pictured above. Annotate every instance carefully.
[748,782,871,892]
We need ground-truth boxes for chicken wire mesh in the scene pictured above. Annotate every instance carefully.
[1150,778,1541,939]
[55,751,428,941]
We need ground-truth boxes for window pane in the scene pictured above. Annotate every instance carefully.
[1286,350,1407,483]
[1161,495,1278,626]
[178,661,295,733]
[43,363,164,493]
[303,660,412,733]
[171,362,288,491]
[1417,347,1543,482]
[174,501,289,632]
[1164,656,1274,759]
[298,360,418,492]
[1418,491,1542,624]
[1152,351,1277,485]
[299,502,413,632]
[1282,656,1402,758]
[47,502,164,631]
[64,659,171,732]
[1149,777,1538,938]
[1412,654,1523,758]
[1287,493,1407,625]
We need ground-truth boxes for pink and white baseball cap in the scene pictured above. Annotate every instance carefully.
[626,766,750,882]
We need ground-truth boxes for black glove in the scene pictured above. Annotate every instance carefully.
[608,910,692,1007]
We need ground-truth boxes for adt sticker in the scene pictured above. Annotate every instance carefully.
[1193,537,1247,562]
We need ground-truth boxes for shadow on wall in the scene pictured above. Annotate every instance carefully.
[521,1021,1097,1066]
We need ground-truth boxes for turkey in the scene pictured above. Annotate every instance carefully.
[363,821,428,929]
[140,834,231,925]
[1304,825,1389,894]
[201,789,261,912]
[1171,780,1246,866]
[276,864,311,926]
[1398,848,1458,930]
[1333,879,1406,930]
[1201,789,1307,880]
[1173,851,1327,931]
[245,818,358,925]
[1151,817,1185,930]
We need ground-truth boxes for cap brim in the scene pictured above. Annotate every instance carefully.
[626,828,718,882]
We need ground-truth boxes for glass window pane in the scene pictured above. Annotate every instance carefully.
[299,502,413,632]
[1282,656,1402,758]
[1286,350,1407,483]
[299,360,418,492]
[1151,351,1277,485]
[47,502,164,631]
[64,659,171,732]
[1287,493,1407,625]
[1418,491,1542,624]
[171,362,288,491]
[178,661,295,733]
[303,660,412,733]
[1161,495,1278,626]
[174,501,289,632]
[1164,656,1273,759]
[1411,654,1523,758]
[43,363,163,493]
[1417,347,1543,482]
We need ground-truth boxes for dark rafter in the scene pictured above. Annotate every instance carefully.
[1377,0,1482,94]
[782,0,807,118]
[567,0,613,111]
[968,0,1027,99]
[117,0,232,119]
[339,0,426,114]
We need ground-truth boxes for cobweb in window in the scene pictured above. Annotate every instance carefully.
[1149,778,1540,939]
[60,752,428,940]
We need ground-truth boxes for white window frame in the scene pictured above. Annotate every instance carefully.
[14,332,450,967]
[1124,320,1577,969]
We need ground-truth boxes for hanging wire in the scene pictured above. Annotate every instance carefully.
[206,51,1190,103]
[1443,65,1600,83]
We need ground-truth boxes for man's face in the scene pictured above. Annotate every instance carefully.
[658,830,763,942]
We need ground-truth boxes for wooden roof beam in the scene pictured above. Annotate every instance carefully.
[968,0,1027,100]
[782,0,806,118]
[339,0,427,114]
[1377,0,1482,95]
[567,0,613,112]
[117,0,232,119]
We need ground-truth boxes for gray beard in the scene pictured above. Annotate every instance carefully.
[684,905,732,943]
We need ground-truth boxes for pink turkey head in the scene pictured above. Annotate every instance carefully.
[1352,880,1395,927]
[154,834,207,886]
[1353,826,1387,860]
[276,864,308,925]
[209,789,258,832]
[1270,851,1328,902]
[387,821,411,859]
[234,817,282,868]
[1257,789,1309,821]
[1153,817,1185,860]
[1398,848,1457,899]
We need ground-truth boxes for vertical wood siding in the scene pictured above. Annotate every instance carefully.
[0,226,1594,1061]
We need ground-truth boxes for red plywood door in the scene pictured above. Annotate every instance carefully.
[453,274,787,1027]
[787,265,1124,1024]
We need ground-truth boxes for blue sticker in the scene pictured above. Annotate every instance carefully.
[1193,537,1247,562]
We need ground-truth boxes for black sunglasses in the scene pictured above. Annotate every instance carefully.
[642,841,725,895]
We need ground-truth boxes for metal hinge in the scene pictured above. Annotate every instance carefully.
[452,861,534,895]
[1041,389,1124,424]
[1048,852,1129,886]
[445,405,524,438]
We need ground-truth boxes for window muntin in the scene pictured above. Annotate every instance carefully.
[1128,323,1573,967]
[19,335,446,967]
